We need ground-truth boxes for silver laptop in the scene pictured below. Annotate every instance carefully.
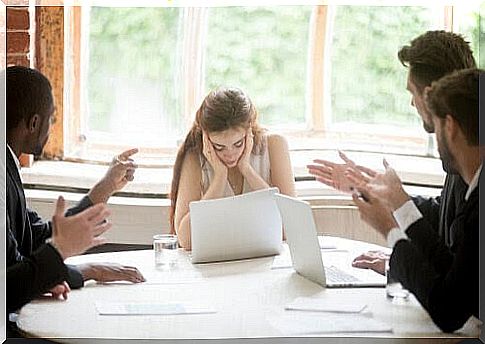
[275,193,386,288]
[190,188,282,263]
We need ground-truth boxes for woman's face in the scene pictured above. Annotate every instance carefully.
[208,127,247,168]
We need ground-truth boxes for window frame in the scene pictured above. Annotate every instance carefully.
[56,4,456,167]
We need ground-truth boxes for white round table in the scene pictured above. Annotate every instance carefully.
[16,236,476,343]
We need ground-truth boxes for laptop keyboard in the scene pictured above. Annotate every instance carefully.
[324,265,360,283]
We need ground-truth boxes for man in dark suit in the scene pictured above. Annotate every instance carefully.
[350,68,481,332]
[307,31,474,273]
[6,66,145,312]
[7,195,112,313]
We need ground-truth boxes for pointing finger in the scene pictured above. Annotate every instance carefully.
[118,148,139,160]
[54,196,66,217]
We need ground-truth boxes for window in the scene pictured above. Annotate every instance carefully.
[205,6,312,129]
[307,5,447,157]
[453,2,485,68]
[61,4,481,172]
[83,7,183,151]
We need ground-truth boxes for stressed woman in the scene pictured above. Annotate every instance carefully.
[170,87,296,249]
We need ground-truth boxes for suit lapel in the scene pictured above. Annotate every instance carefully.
[6,149,28,247]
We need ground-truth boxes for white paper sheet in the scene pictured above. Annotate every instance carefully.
[140,269,205,285]
[95,302,216,315]
[268,313,393,334]
[318,237,337,250]
[285,297,367,313]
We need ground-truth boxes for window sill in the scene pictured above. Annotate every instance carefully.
[21,150,444,199]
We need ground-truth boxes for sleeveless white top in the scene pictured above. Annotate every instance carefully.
[200,134,271,197]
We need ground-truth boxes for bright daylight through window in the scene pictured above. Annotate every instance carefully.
[61,4,483,177]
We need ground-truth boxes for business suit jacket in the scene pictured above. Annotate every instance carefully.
[6,149,93,289]
[390,185,478,333]
[7,211,69,313]
[412,173,467,250]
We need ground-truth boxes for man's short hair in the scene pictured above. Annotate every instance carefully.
[398,30,476,91]
[426,68,481,146]
[6,66,53,132]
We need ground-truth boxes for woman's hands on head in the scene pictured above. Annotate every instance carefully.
[237,128,254,176]
[203,131,227,179]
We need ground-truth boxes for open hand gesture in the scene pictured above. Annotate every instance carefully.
[345,159,409,211]
[307,151,376,193]
[51,196,112,259]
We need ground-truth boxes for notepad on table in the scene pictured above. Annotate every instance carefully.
[285,297,367,313]
[95,302,216,315]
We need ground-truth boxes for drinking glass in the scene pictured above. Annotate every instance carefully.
[153,234,178,269]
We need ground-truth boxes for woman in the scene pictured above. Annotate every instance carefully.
[170,87,296,249]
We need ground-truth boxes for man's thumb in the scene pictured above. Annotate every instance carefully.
[54,196,66,217]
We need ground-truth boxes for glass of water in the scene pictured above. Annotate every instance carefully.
[385,259,409,300]
[153,234,178,269]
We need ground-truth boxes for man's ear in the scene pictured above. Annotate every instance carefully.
[28,114,40,133]
[423,86,432,99]
[444,114,459,140]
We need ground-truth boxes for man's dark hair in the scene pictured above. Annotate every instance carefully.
[426,68,481,145]
[398,30,476,92]
[6,66,53,131]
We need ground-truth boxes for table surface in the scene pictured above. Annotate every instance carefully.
[16,236,478,343]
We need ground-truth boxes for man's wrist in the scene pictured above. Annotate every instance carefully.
[77,263,97,281]
[46,237,66,260]
[390,190,411,211]
[88,179,114,204]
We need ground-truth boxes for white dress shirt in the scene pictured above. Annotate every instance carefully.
[387,163,481,248]
[7,144,21,171]
[7,144,23,184]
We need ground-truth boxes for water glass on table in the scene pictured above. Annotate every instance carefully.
[153,234,178,269]
[385,259,409,301]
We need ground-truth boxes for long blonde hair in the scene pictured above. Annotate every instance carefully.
[169,87,265,233]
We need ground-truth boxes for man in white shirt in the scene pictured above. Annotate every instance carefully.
[308,30,475,274]
[349,68,481,333]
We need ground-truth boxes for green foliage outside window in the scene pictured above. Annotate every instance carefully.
[87,7,182,136]
[330,6,433,128]
[86,5,482,141]
[459,3,485,68]
[205,6,312,127]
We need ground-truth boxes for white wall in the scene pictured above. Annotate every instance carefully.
[26,189,387,247]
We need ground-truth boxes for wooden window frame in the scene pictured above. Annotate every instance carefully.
[45,4,457,165]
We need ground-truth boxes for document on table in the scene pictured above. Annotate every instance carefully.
[285,297,367,313]
[318,237,337,250]
[96,302,216,315]
[140,269,205,285]
[268,313,392,334]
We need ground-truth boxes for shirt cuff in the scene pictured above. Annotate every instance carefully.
[387,227,409,248]
[393,199,423,232]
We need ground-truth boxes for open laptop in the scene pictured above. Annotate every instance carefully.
[275,193,386,288]
[190,188,282,263]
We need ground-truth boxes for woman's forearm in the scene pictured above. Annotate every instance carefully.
[241,166,270,191]
[202,173,227,200]
[177,213,192,250]
[176,174,227,250]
